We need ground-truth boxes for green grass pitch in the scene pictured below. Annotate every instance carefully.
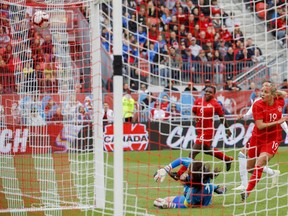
[119,147,288,216]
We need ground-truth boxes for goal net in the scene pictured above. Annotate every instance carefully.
[0,0,287,215]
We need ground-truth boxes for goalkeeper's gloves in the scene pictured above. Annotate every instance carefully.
[153,167,170,183]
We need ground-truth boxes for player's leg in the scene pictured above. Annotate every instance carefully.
[263,166,280,186]
[242,152,273,201]
[233,147,248,190]
[154,196,187,209]
[190,143,202,159]
[200,144,233,171]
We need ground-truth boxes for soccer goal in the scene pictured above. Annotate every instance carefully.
[0,0,287,215]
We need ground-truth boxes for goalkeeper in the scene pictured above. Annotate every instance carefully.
[153,158,226,209]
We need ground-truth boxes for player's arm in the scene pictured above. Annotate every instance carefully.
[280,121,288,135]
[153,158,192,182]
[275,90,287,98]
[219,115,232,137]
[255,117,288,130]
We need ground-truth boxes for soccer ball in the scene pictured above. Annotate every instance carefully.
[32,10,50,28]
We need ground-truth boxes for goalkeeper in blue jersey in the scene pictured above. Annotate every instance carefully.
[153,158,226,209]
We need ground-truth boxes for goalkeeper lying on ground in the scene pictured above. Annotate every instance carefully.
[153,158,226,209]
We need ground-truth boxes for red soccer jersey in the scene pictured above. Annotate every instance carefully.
[192,98,224,135]
[252,97,285,144]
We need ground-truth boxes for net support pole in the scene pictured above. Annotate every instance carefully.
[91,2,106,209]
[113,0,124,215]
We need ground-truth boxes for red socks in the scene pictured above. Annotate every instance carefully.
[246,166,264,194]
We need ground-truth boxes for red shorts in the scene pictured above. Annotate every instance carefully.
[248,137,280,158]
[195,132,213,147]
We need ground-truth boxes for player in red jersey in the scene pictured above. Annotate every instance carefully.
[241,84,288,201]
[191,86,233,171]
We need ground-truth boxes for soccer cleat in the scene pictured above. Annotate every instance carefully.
[240,192,249,202]
[232,185,246,191]
[214,185,227,194]
[153,198,168,209]
[225,157,234,171]
[271,170,280,187]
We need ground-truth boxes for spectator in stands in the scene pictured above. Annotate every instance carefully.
[245,38,262,59]
[249,88,260,105]
[122,93,135,122]
[184,82,198,92]
[251,48,264,63]
[220,26,233,45]
[136,25,148,47]
[154,35,167,53]
[3,44,12,65]
[169,31,179,49]
[42,96,58,121]
[84,96,93,114]
[201,79,212,96]
[148,43,157,63]
[217,100,231,115]
[270,5,283,26]
[232,24,244,43]
[212,13,222,30]
[140,92,156,110]
[148,24,158,42]
[224,47,235,77]
[74,83,82,93]
[150,101,167,121]
[203,39,214,55]
[223,76,241,91]
[139,83,149,94]
[188,37,202,59]
[62,95,80,121]
[137,6,146,26]
[169,103,181,121]
[169,46,182,80]
[101,27,111,52]
[11,102,21,124]
[103,102,114,125]
[205,23,216,42]
[51,107,64,121]
[280,79,288,89]
[178,24,188,42]
[186,0,196,14]
[195,50,212,82]
[213,50,224,84]
[0,27,10,48]
[164,80,179,92]
[275,12,287,48]
[123,82,130,94]
[26,107,46,126]
[198,0,210,17]
[106,75,113,92]
[225,12,241,33]
[216,39,228,59]
[128,14,138,33]
[130,69,148,92]
[147,0,158,22]
[210,0,222,15]
[77,104,91,121]
[0,84,6,94]
[159,94,170,112]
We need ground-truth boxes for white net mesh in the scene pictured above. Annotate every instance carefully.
[0,0,287,215]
